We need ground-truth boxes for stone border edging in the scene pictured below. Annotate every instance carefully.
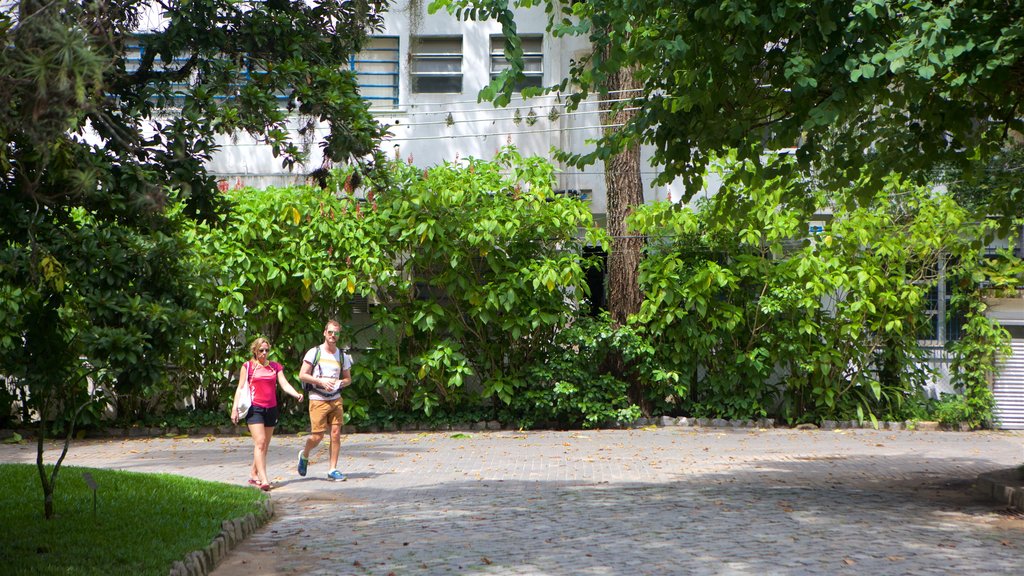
[168,496,275,576]
[0,418,971,441]
[636,416,948,431]
[976,468,1024,510]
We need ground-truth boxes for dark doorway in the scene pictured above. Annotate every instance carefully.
[583,246,607,316]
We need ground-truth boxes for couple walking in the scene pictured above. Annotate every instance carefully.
[230,319,353,490]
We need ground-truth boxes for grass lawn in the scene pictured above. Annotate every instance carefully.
[1,463,267,576]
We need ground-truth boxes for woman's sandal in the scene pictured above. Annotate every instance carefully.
[259,482,272,492]
[247,478,260,487]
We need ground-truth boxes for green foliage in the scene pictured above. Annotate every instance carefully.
[349,147,607,418]
[158,147,606,426]
[181,183,396,417]
[0,193,203,424]
[931,393,976,429]
[435,0,1024,210]
[946,293,1009,429]
[1,464,265,575]
[946,142,1024,228]
[0,0,387,516]
[631,157,992,424]
[508,315,642,429]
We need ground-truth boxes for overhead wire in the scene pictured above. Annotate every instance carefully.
[330,106,642,130]
[383,88,646,113]
[393,95,646,117]
[379,96,646,126]
[209,121,627,147]
[298,95,646,135]
[383,123,626,143]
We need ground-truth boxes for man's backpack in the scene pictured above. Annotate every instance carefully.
[302,347,321,393]
[306,346,342,400]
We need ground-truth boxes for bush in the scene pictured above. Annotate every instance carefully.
[932,393,974,428]
[506,316,642,429]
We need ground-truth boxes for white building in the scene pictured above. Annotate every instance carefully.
[206,0,695,220]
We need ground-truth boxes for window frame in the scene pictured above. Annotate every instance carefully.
[410,35,464,94]
[489,34,544,92]
[351,36,400,110]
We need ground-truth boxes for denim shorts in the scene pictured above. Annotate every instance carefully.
[245,405,280,427]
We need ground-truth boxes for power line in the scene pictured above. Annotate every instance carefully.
[211,119,629,147]
[379,97,645,128]
[383,123,626,143]
[391,95,645,118]
[382,88,646,113]
[349,107,642,130]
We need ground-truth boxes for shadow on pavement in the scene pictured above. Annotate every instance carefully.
[215,452,1024,576]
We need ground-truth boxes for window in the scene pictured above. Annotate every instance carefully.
[124,37,192,106]
[351,36,399,109]
[490,35,543,91]
[125,37,289,107]
[411,36,463,94]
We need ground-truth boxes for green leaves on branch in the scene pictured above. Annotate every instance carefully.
[332,146,604,418]
[436,0,1024,213]
[630,158,1000,424]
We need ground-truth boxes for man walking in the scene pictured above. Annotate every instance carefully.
[297,319,352,481]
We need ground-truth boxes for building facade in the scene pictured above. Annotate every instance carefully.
[205,1,699,220]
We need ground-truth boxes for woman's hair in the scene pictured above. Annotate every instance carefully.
[249,337,270,361]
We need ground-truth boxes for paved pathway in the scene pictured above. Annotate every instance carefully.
[4,428,1024,575]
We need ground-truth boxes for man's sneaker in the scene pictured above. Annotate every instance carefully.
[327,469,346,482]
[297,449,308,477]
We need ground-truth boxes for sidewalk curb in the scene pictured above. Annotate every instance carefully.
[976,467,1024,510]
[168,496,275,576]
[0,418,979,442]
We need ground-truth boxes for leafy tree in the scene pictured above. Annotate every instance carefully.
[431,1,648,401]
[944,140,1024,257]
[180,182,397,416]
[631,157,997,424]
[354,147,606,418]
[0,0,386,518]
[432,0,1024,204]
[433,0,1024,417]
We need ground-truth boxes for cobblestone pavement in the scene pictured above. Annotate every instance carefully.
[4,428,1024,575]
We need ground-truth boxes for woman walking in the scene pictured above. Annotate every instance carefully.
[231,337,303,491]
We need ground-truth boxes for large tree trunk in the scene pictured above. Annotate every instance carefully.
[601,64,644,327]
[600,57,647,410]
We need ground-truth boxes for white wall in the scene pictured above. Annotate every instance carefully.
[204,1,706,215]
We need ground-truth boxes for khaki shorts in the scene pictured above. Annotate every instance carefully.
[308,398,344,434]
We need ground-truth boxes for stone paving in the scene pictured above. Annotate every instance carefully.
[3,427,1024,575]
